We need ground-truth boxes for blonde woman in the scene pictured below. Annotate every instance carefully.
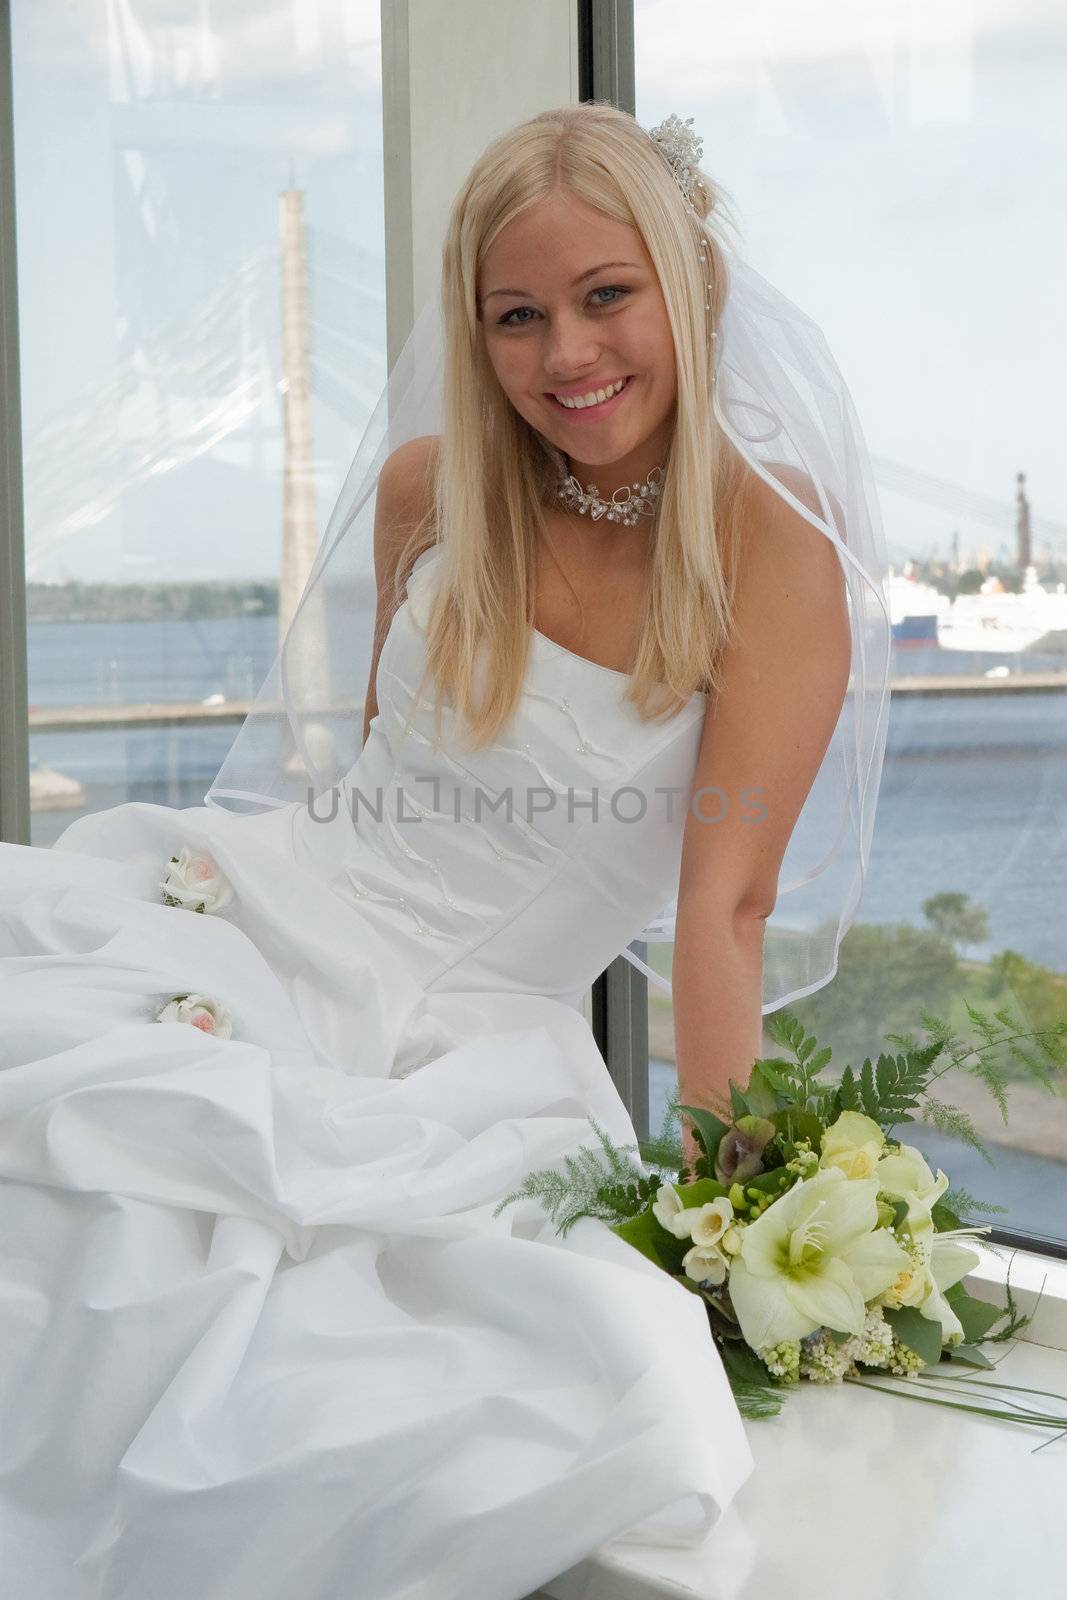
[0,105,889,1600]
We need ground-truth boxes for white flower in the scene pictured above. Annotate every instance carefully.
[680,1196,735,1286]
[818,1110,886,1180]
[652,1182,690,1238]
[919,1234,983,1348]
[155,992,233,1039]
[160,847,234,914]
[727,1167,912,1351]
[878,1232,931,1310]
[875,1143,950,1239]
[683,1240,729,1286]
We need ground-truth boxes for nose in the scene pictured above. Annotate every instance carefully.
[542,307,602,382]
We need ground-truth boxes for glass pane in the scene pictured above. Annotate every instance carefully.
[15,2,385,844]
[637,2,1066,1246]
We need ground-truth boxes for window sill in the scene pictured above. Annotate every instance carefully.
[531,1243,1066,1600]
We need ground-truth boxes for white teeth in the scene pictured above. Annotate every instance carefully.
[554,377,627,410]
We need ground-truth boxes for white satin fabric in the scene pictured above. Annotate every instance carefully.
[0,546,754,1600]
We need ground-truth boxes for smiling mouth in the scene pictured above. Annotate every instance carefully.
[547,375,634,411]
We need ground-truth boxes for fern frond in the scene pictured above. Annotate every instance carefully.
[942,1184,1009,1220]
[492,1117,645,1237]
[834,1051,927,1131]
[919,1097,995,1166]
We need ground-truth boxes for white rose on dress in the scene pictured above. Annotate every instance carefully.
[155,992,233,1039]
[160,848,234,914]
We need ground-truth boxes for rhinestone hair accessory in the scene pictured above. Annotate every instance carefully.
[555,463,664,526]
[648,112,704,206]
[649,111,718,345]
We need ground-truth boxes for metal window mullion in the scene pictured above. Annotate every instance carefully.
[580,3,643,1134]
[0,0,29,848]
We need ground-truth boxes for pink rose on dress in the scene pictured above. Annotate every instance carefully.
[160,847,234,914]
[155,992,234,1039]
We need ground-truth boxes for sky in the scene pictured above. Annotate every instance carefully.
[12,0,1066,583]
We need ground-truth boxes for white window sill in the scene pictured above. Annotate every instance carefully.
[531,1243,1066,1600]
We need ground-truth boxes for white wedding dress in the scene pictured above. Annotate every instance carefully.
[0,545,754,1600]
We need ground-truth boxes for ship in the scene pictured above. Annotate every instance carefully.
[937,567,1067,654]
[887,566,951,646]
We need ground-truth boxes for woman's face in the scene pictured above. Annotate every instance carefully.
[477,190,677,492]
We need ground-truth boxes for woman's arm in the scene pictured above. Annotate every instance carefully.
[672,468,852,1161]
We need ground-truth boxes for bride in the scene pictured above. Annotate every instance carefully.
[0,104,888,1599]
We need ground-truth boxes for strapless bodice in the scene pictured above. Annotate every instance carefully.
[281,545,707,1004]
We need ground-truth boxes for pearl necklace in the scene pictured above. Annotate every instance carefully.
[555,463,665,527]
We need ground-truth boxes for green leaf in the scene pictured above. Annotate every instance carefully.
[611,1209,682,1273]
[676,1177,730,1208]
[729,1080,751,1120]
[769,1107,824,1152]
[677,1104,731,1168]
[743,1063,782,1118]
[942,1343,996,1370]
[930,1201,964,1232]
[943,1284,1005,1345]
[883,1305,944,1366]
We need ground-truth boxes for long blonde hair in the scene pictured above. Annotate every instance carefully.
[396,100,752,748]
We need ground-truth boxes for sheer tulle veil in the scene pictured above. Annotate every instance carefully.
[205,119,892,1016]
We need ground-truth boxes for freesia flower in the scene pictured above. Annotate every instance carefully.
[875,1143,950,1239]
[818,1110,885,1180]
[652,1182,689,1239]
[726,1167,912,1352]
[160,848,234,914]
[155,992,233,1039]
[680,1196,735,1286]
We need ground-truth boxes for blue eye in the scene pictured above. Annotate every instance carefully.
[496,285,630,328]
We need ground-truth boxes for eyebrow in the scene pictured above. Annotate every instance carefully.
[481,261,643,301]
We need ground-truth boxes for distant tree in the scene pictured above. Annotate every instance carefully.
[921,891,990,957]
[985,948,1067,1038]
[781,922,960,1072]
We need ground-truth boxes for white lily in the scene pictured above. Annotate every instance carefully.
[921,1231,986,1347]
[727,1167,912,1352]
[875,1143,950,1238]
[818,1110,885,1180]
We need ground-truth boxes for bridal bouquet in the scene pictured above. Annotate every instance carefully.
[496,1004,1067,1438]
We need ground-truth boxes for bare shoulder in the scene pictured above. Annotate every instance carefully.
[373,432,442,581]
[731,459,846,611]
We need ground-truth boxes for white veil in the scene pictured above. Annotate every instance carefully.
[204,187,891,1018]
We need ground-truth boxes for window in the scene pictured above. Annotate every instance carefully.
[13,1,386,844]
[636,0,1066,1249]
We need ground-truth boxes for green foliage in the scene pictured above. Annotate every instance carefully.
[921,891,990,954]
[716,1338,784,1418]
[786,922,961,1068]
[492,1115,657,1237]
[883,1305,944,1366]
[936,1185,1009,1228]
[829,1051,928,1131]
[984,949,1067,1038]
